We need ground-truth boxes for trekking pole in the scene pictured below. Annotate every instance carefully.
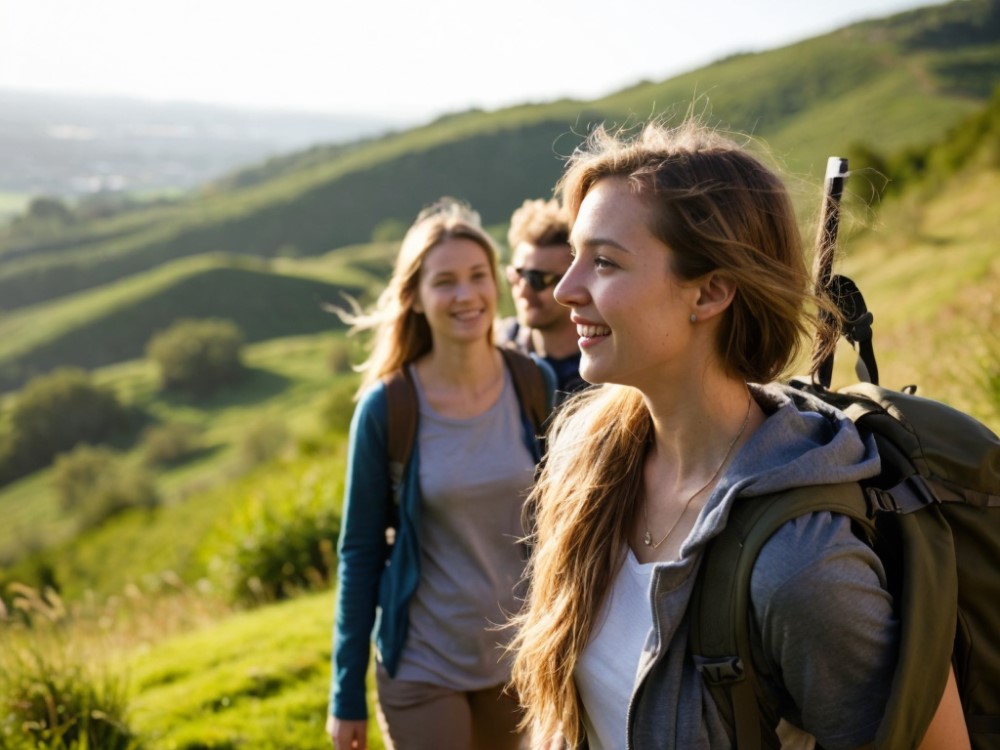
[810,157,849,389]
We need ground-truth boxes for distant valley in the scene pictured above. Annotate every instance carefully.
[0,89,399,202]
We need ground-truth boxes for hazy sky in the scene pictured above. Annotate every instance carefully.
[0,0,937,123]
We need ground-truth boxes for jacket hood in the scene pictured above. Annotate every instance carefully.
[685,382,881,556]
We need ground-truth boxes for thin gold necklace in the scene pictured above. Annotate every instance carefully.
[642,390,752,549]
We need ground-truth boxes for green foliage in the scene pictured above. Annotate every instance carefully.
[207,461,341,606]
[1,368,127,485]
[147,319,245,395]
[52,445,118,511]
[140,422,203,467]
[8,196,76,239]
[845,82,1000,204]
[0,585,139,750]
[51,445,159,530]
[0,335,348,598]
[889,0,1000,51]
[237,419,290,468]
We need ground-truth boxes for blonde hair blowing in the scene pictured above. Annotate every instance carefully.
[509,121,834,746]
[340,197,500,396]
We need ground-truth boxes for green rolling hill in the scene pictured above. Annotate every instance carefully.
[0,255,364,392]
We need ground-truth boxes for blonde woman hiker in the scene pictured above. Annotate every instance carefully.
[328,197,555,750]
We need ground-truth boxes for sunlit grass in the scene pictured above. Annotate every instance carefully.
[831,168,1000,427]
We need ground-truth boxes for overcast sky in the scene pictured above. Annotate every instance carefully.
[0,0,938,123]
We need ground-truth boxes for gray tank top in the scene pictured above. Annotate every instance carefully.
[395,367,536,689]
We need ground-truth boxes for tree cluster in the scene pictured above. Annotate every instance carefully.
[146,318,245,394]
[0,368,127,486]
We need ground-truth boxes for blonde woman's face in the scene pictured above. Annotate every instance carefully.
[414,237,497,346]
[556,178,699,392]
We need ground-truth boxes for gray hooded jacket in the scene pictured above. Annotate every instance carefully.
[622,383,894,750]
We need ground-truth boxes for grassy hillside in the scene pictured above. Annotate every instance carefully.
[0,251,383,393]
[128,592,344,750]
[0,333,357,586]
[832,167,1000,429]
[1,0,996,317]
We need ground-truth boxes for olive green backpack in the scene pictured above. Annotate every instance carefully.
[689,158,1000,749]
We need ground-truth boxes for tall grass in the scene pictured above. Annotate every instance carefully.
[0,585,139,750]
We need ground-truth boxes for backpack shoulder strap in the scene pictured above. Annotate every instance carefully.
[499,346,550,434]
[383,367,417,491]
[689,483,871,750]
[383,351,551,474]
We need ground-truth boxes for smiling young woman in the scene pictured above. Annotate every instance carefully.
[327,198,555,750]
[508,122,969,750]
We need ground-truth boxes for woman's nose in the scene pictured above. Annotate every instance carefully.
[554,260,584,308]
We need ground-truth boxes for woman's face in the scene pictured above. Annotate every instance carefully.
[555,178,698,392]
[415,236,498,346]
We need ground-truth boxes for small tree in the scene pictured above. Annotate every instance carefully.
[52,445,159,529]
[146,318,245,394]
[11,196,76,236]
[5,368,126,480]
[140,422,202,466]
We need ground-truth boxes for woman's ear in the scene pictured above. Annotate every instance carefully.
[692,271,736,322]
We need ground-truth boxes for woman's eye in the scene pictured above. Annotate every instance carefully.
[595,256,615,269]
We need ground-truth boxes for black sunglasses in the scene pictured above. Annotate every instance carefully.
[507,266,563,292]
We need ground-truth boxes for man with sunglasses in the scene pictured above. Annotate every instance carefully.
[500,198,586,402]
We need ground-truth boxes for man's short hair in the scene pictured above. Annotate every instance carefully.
[507,198,570,250]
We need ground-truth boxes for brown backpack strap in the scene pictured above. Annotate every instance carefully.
[385,350,548,469]
[499,346,549,434]
[383,367,417,491]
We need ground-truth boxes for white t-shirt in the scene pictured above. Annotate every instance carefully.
[575,548,655,750]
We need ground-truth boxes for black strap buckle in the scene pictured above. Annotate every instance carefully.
[694,656,745,685]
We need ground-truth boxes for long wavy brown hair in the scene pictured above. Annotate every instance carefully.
[508,120,838,746]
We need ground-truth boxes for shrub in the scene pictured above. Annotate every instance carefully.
[10,196,76,238]
[140,422,202,466]
[52,445,159,529]
[210,463,341,606]
[146,318,245,395]
[3,368,126,483]
[0,584,139,750]
[238,419,290,468]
